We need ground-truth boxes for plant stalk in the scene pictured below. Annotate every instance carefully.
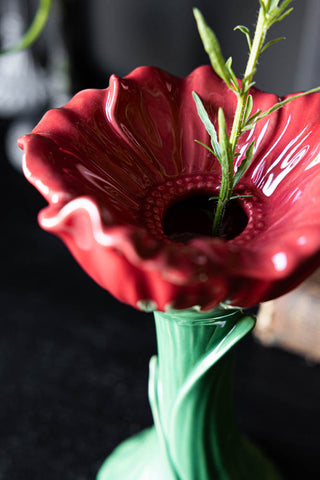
[212,6,267,236]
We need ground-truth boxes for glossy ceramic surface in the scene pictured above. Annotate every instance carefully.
[19,66,320,311]
[97,310,282,480]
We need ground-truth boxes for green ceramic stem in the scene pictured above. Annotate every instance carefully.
[97,308,283,480]
[152,310,251,480]
[154,310,241,441]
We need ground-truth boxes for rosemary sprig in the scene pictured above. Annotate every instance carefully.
[193,1,320,236]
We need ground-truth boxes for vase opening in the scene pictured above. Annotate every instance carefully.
[163,194,248,243]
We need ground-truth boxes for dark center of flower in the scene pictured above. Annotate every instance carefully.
[163,194,248,243]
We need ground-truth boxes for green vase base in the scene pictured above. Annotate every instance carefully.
[96,427,175,480]
[96,426,283,480]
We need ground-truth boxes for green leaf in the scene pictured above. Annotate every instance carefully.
[268,0,293,25]
[218,108,230,150]
[260,36,286,54]
[218,107,232,175]
[241,73,256,94]
[255,86,320,122]
[225,57,232,69]
[243,108,262,129]
[194,140,215,156]
[193,8,231,86]
[234,25,252,50]
[229,194,254,200]
[210,194,253,201]
[0,0,52,54]
[264,0,293,28]
[273,7,294,24]
[192,91,222,161]
[242,94,253,128]
[233,140,255,187]
[242,124,254,132]
[225,57,240,92]
[277,0,293,16]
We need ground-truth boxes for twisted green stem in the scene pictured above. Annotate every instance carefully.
[97,308,283,480]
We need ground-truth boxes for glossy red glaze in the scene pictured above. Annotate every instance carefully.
[19,66,320,312]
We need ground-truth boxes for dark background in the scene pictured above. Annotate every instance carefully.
[2,0,320,478]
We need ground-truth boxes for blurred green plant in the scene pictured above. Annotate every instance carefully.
[0,0,52,55]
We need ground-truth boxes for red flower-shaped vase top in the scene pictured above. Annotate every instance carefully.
[19,66,320,312]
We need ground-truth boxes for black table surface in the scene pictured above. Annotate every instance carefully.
[2,135,320,480]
